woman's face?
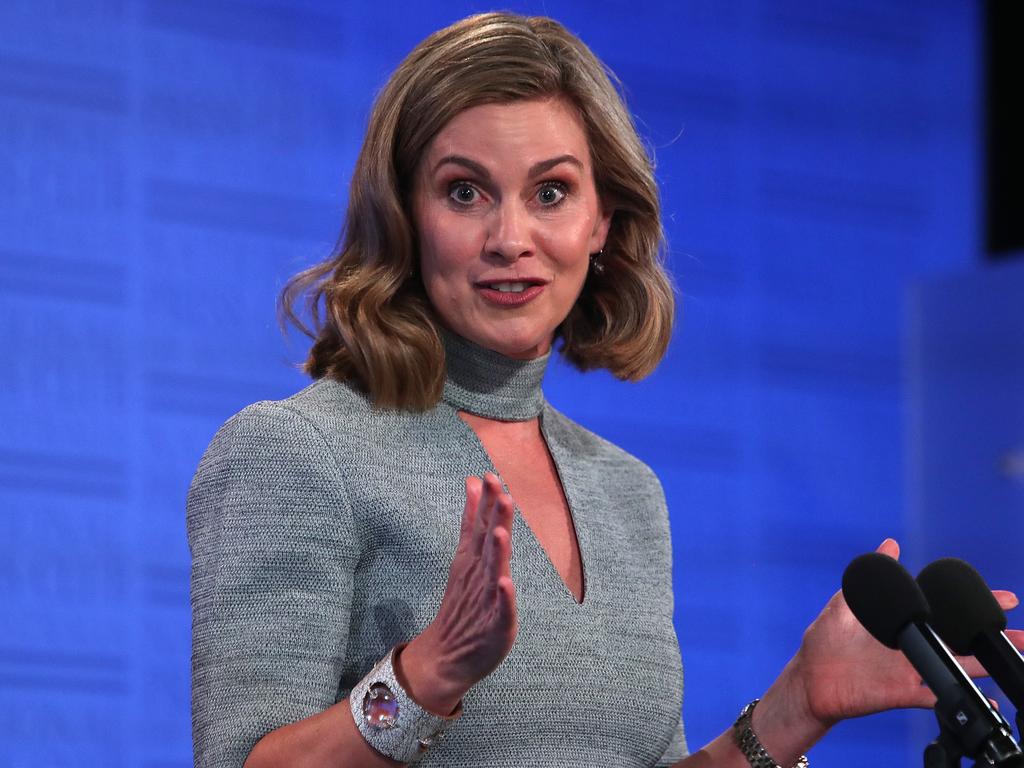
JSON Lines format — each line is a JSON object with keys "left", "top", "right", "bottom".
{"left": 411, "top": 97, "right": 611, "bottom": 359}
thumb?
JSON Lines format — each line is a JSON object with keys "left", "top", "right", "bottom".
{"left": 876, "top": 537, "right": 900, "bottom": 560}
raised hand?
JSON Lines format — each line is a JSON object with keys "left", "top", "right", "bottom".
{"left": 396, "top": 473, "right": 518, "bottom": 715}
{"left": 782, "top": 539, "right": 1023, "bottom": 728}
{"left": 736, "top": 539, "right": 1024, "bottom": 768}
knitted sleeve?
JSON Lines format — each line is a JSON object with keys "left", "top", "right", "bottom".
{"left": 186, "top": 400, "right": 359, "bottom": 767}
{"left": 647, "top": 464, "right": 689, "bottom": 766}
{"left": 654, "top": 715, "right": 689, "bottom": 766}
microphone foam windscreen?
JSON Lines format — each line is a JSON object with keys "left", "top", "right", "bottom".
{"left": 917, "top": 557, "right": 1007, "bottom": 655}
{"left": 842, "top": 552, "right": 930, "bottom": 649}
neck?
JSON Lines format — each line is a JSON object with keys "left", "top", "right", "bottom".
{"left": 440, "top": 329, "right": 549, "bottom": 422}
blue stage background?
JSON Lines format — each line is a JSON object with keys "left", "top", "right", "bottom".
{"left": 2, "top": 1, "right": 1016, "bottom": 766}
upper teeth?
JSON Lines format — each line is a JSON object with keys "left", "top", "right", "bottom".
{"left": 492, "top": 282, "right": 528, "bottom": 293}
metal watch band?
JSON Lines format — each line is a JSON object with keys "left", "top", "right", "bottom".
{"left": 349, "top": 644, "right": 463, "bottom": 763}
{"left": 732, "top": 699, "right": 810, "bottom": 768}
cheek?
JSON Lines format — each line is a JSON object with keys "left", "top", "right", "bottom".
{"left": 541, "top": 216, "right": 597, "bottom": 267}
{"left": 418, "top": 216, "right": 460, "bottom": 274}
{"left": 421, "top": 246, "right": 472, "bottom": 289}
{"left": 419, "top": 259, "right": 455, "bottom": 308}
{"left": 418, "top": 221, "right": 478, "bottom": 303}
{"left": 419, "top": 210, "right": 479, "bottom": 264}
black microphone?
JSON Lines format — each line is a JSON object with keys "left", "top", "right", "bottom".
{"left": 919, "top": 558, "right": 1024, "bottom": 712}
{"left": 842, "top": 552, "right": 1024, "bottom": 766}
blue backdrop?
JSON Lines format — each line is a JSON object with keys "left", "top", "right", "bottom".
{"left": 2, "top": 1, "right": 1015, "bottom": 766}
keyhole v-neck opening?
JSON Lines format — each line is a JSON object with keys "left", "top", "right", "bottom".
{"left": 456, "top": 410, "right": 588, "bottom": 606}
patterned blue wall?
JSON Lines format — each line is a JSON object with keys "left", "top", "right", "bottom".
{"left": 0, "top": 1, "right": 1000, "bottom": 766}
{"left": 907, "top": 260, "right": 1024, "bottom": 749}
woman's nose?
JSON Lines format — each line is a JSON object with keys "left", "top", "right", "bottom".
{"left": 484, "top": 201, "right": 533, "bottom": 263}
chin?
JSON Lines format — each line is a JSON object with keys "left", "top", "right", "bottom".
{"left": 477, "top": 330, "right": 552, "bottom": 360}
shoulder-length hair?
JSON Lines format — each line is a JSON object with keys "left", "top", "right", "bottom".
{"left": 281, "top": 12, "right": 674, "bottom": 410}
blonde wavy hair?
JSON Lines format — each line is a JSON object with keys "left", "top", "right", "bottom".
{"left": 281, "top": 12, "right": 674, "bottom": 410}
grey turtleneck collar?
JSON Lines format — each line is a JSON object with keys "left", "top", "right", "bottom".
{"left": 440, "top": 329, "right": 549, "bottom": 422}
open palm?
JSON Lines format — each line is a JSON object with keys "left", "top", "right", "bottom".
{"left": 796, "top": 538, "right": 1022, "bottom": 726}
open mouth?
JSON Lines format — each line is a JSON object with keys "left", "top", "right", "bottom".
{"left": 475, "top": 279, "right": 547, "bottom": 305}
{"left": 488, "top": 281, "right": 534, "bottom": 293}
{"left": 476, "top": 279, "right": 547, "bottom": 292}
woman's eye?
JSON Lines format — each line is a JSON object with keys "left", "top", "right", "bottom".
{"left": 448, "top": 183, "right": 479, "bottom": 205}
{"left": 537, "top": 183, "right": 567, "bottom": 206}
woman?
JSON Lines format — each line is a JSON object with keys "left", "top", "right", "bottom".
{"left": 187, "top": 12, "right": 1019, "bottom": 768}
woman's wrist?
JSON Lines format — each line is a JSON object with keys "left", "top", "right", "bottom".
{"left": 750, "top": 656, "right": 831, "bottom": 767}
{"left": 393, "top": 636, "right": 469, "bottom": 717}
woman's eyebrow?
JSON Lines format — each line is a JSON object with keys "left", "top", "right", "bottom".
{"left": 431, "top": 153, "right": 583, "bottom": 179}
{"left": 433, "top": 155, "right": 490, "bottom": 179}
{"left": 528, "top": 154, "right": 583, "bottom": 176}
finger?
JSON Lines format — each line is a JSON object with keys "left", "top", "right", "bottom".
{"left": 994, "top": 590, "right": 1020, "bottom": 611}
{"left": 908, "top": 688, "right": 938, "bottom": 710}
{"left": 493, "top": 575, "right": 518, "bottom": 634}
{"left": 493, "top": 489, "right": 515, "bottom": 543}
{"left": 460, "top": 476, "right": 483, "bottom": 541}
{"left": 471, "top": 473, "right": 499, "bottom": 551}
{"left": 875, "top": 537, "right": 900, "bottom": 560}
{"left": 955, "top": 650, "right": 1022, "bottom": 683}
{"left": 486, "top": 520, "right": 513, "bottom": 580}
{"left": 958, "top": 656, "right": 989, "bottom": 678}
{"left": 1007, "top": 629, "right": 1024, "bottom": 651}
{"left": 484, "top": 471, "right": 504, "bottom": 500}
{"left": 483, "top": 473, "right": 508, "bottom": 533}
{"left": 482, "top": 523, "right": 506, "bottom": 581}
{"left": 481, "top": 490, "right": 510, "bottom": 579}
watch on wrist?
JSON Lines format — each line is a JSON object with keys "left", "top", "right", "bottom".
{"left": 732, "top": 699, "right": 809, "bottom": 768}
{"left": 349, "top": 644, "right": 463, "bottom": 763}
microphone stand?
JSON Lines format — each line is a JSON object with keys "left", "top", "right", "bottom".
{"left": 926, "top": 709, "right": 1024, "bottom": 768}
{"left": 924, "top": 716, "right": 963, "bottom": 768}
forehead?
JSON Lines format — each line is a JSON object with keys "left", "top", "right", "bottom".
{"left": 423, "top": 97, "right": 592, "bottom": 169}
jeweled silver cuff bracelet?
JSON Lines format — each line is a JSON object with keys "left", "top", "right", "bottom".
{"left": 349, "top": 645, "right": 463, "bottom": 763}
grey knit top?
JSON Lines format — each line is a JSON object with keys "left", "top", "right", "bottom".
{"left": 187, "top": 333, "right": 687, "bottom": 767}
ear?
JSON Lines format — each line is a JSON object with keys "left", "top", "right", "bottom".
{"left": 589, "top": 206, "right": 613, "bottom": 254}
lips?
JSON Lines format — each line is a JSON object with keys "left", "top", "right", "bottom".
{"left": 483, "top": 281, "right": 533, "bottom": 293}
{"left": 474, "top": 277, "right": 548, "bottom": 292}
{"left": 475, "top": 278, "right": 547, "bottom": 307}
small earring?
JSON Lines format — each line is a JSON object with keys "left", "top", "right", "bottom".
{"left": 590, "top": 249, "right": 605, "bottom": 275}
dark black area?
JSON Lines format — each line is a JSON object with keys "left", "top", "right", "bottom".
{"left": 841, "top": 553, "right": 930, "bottom": 649}
{"left": 917, "top": 558, "right": 1006, "bottom": 654}
{"left": 986, "top": 0, "right": 1024, "bottom": 257}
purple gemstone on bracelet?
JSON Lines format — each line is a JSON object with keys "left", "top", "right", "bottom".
{"left": 362, "top": 682, "right": 399, "bottom": 730}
